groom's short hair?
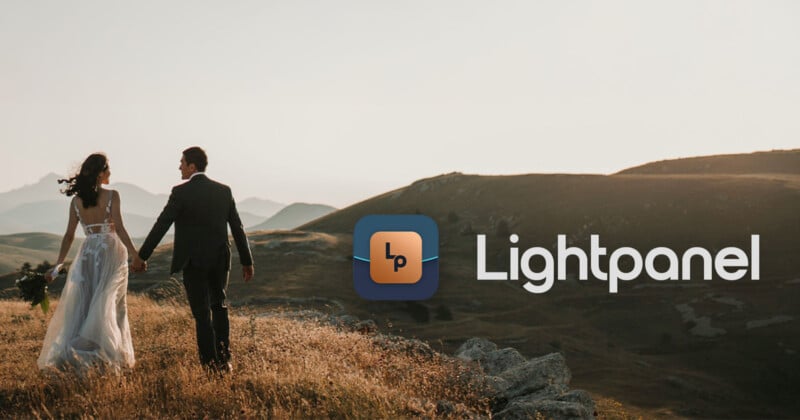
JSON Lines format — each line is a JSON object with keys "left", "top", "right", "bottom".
{"left": 183, "top": 147, "right": 208, "bottom": 172}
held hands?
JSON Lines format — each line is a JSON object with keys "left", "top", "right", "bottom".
{"left": 243, "top": 265, "right": 254, "bottom": 283}
{"left": 45, "top": 263, "right": 64, "bottom": 283}
{"left": 131, "top": 254, "right": 147, "bottom": 273}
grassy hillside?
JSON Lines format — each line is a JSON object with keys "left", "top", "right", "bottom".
{"left": 0, "top": 232, "right": 63, "bottom": 252}
{"left": 0, "top": 295, "right": 493, "bottom": 418}
{"left": 616, "top": 148, "right": 800, "bottom": 175}
{"left": 0, "top": 232, "right": 163, "bottom": 278}
{"left": 0, "top": 233, "right": 78, "bottom": 277}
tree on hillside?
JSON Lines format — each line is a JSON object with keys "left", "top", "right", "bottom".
{"left": 35, "top": 261, "right": 52, "bottom": 273}
{"left": 20, "top": 261, "right": 53, "bottom": 273}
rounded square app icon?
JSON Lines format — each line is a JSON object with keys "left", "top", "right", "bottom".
{"left": 369, "top": 231, "right": 422, "bottom": 284}
{"left": 353, "top": 214, "right": 439, "bottom": 301}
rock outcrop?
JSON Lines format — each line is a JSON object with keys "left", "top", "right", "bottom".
{"left": 456, "top": 337, "right": 596, "bottom": 419}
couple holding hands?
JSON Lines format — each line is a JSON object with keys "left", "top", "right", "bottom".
{"left": 38, "top": 146, "right": 254, "bottom": 375}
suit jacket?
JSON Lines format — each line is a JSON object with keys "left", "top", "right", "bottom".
{"left": 139, "top": 174, "right": 253, "bottom": 274}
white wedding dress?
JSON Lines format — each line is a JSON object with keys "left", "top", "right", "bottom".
{"left": 38, "top": 191, "right": 135, "bottom": 373}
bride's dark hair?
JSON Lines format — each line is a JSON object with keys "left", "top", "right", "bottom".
{"left": 59, "top": 153, "right": 108, "bottom": 208}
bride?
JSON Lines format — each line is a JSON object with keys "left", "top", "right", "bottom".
{"left": 37, "top": 153, "right": 141, "bottom": 373}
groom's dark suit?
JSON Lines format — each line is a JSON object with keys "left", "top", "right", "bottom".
{"left": 139, "top": 173, "right": 253, "bottom": 368}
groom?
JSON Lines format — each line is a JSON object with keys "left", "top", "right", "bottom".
{"left": 135, "top": 146, "right": 254, "bottom": 373}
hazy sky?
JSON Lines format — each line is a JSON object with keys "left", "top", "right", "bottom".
{"left": 2, "top": 1, "right": 798, "bottom": 208}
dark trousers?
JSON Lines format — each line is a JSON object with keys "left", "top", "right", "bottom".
{"left": 182, "top": 257, "right": 231, "bottom": 367}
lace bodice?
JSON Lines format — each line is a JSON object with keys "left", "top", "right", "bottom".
{"left": 75, "top": 191, "right": 115, "bottom": 236}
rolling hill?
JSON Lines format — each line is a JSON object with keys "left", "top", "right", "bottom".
{"left": 247, "top": 203, "right": 337, "bottom": 231}
{"left": 0, "top": 232, "right": 79, "bottom": 277}
{"left": 616, "top": 148, "right": 800, "bottom": 175}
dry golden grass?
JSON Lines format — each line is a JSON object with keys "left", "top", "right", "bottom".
{"left": 593, "top": 398, "right": 649, "bottom": 420}
{"left": 0, "top": 295, "right": 491, "bottom": 419}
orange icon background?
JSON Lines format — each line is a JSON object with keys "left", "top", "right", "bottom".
{"left": 369, "top": 231, "right": 422, "bottom": 284}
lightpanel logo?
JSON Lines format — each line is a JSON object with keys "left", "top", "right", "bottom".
{"left": 477, "top": 233, "right": 761, "bottom": 294}
{"left": 353, "top": 215, "right": 439, "bottom": 300}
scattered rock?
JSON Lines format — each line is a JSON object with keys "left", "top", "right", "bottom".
{"left": 706, "top": 294, "right": 745, "bottom": 310}
{"left": 144, "top": 276, "right": 185, "bottom": 301}
{"left": 373, "top": 334, "right": 437, "bottom": 359}
{"left": 484, "top": 375, "right": 511, "bottom": 397}
{"left": 746, "top": 316, "right": 794, "bottom": 330}
{"left": 335, "top": 314, "right": 360, "bottom": 330}
{"left": 557, "top": 390, "right": 596, "bottom": 415}
{"left": 499, "top": 353, "right": 571, "bottom": 399}
{"left": 675, "top": 303, "right": 726, "bottom": 337}
{"left": 495, "top": 399, "right": 592, "bottom": 420}
{"left": 456, "top": 337, "right": 498, "bottom": 362}
{"left": 688, "top": 317, "right": 727, "bottom": 337}
{"left": 481, "top": 347, "right": 526, "bottom": 376}
{"left": 455, "top": 337, "right": 595, "bottom": 418}
{"left": 354, "top": 319, "right": 378, "bottom": 335}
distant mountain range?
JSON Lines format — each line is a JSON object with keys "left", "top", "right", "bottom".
{"left": 248, "top": 203, "right": 337, "bottom": 231}
{"left": 0, "top": 173, "right": 335, "bottom": 237}
{"left": 237, "top": 197, "right": 285, "bottom": 220}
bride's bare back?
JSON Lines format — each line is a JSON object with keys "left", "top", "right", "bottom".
{"left": 74, "top": 189, "right": 115, "bottom": 233}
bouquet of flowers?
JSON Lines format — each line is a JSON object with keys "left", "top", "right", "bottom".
{"left": 15, "top": 264, "right": 64, "bottom": 314}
